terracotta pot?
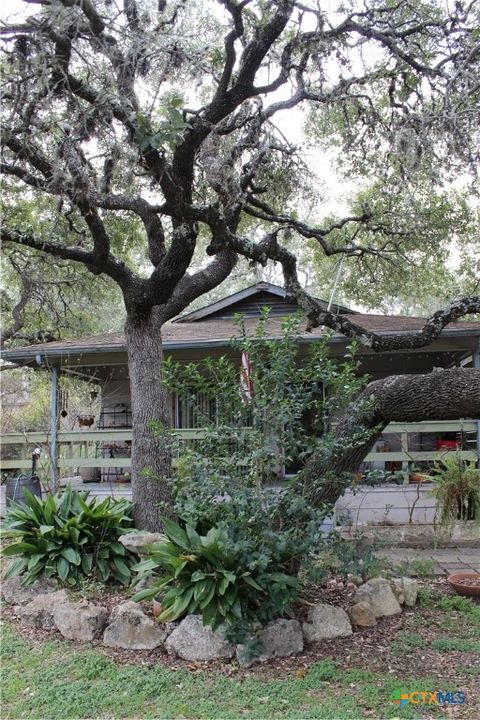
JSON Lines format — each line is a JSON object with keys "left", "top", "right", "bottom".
{"left": 409, "top": 472, "right": 430, "bottom": 484}
{"left": 447, "top": 572, "right": 480, "bottom": 598}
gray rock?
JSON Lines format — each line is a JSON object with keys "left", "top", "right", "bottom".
{"left": 1, "top": 574, "right": 57, "bottom": 605}
{"left": 302, "top": 603, "right": 353, "bottom": 643}
{"left": 118, "top": 532, "right": 166, "bottom": 556}
{"left": 401, "top": 577, "right": 418, "bottom": 607}
{"left": 237, "top": 619, "right": 303, "bottom": 667}
{"left": 165, "top": 615, "right": 235, "bottom": 662}
{"left": 16, "top": 590, "right": 68, "bottom": 630}
{"left": 134, "top": 575, "right": 158, "bottom": 592}
{"left": 164, "top": 621, "right": 179, "bottom": 637}
{"left": 348, "top": 601, "right": 377, "bottom": 628}
{"left": 390, "top": 578, "right": 405, "bottom": 605}
{"left": 53, "top": 600, "right": 109, "bottom": 641}
{"left": 354, "top": 577, "right": 402, "bottom": 617}
{"left": 103, "top": 601, "right": 166, "bottom": 649}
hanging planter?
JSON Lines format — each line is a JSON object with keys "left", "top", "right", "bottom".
{"left": 78, "top": 413, "right": 95, "bottom": 427}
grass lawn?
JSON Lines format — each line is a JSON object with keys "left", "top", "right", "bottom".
{"left": 1, "top": 588, "right": 479, "bottom": 720}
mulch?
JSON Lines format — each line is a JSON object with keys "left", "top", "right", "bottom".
{"left": 3, "top": 575, "right": 478, "bottom": 685}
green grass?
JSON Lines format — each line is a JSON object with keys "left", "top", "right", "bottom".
{"left": 391, "top": 632, "right": 425, "bottom": 655}
{"left": 431, "top": 637, "right": 480, "bottom": 653}
{"left": 0, "top": 621, "right": 459, "bottom": 720}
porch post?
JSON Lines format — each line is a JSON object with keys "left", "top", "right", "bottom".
{"left": 49, "top": 365, "right": 59, "bottom": 489}
{"left": 473, "top": 343, "right": 480, "bottom": 468}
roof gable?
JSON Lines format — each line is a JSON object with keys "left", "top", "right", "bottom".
{"left": 174, "top": 282, "right": 355, "bottom": 323}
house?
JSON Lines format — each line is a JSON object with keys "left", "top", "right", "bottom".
{"left": 1, "top": 282, "right": 479, "bottom": 526}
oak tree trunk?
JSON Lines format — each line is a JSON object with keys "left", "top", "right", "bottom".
{"left": 302, "top": 368, "right": 480, "bottom": 509}
{"left": 125, "top": 309, "right": 174, "bottom": 531}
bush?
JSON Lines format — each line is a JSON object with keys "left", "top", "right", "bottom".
{"left": 430, "top": 454, "right": 480, "bottom": 524}
{"left": 133, "top": 517, "right": 298, "bottom": 639}
{"left": 140, "top": 313, "right": 369, "bottom": 641}
{"left": 1, "top": 487, "right": 136, "bottom": 586}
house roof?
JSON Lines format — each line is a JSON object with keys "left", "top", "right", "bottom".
{"left": 174, "top": 282, "right": 355, "bottom": 322}
{"left": 2, "top": 312, "right": 480, "bottom": 364}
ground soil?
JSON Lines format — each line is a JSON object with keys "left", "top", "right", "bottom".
{"left": 2, "top": 576, "right": 479, "bottom": 687}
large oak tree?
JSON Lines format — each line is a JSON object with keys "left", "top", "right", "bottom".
{"left": 1, "top": 0, "right": 479, "bottom": 530}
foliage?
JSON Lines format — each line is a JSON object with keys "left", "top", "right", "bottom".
{"left": 1, "top": 487, "right": 136, "bottom": 586}
{"left": 430, "top": 454, "right": 480, "bottom": 525}
{"left": 132, "top": 518, "right": 298, "bottom": 639}
{"left": 137, "top": 316, "right": 373, "bottom": 638}
{"left": 164, "top": 310, "right": 366, "bottom": 488}
{"left": 308, "top": 534, "right": 386, "bottom": 584}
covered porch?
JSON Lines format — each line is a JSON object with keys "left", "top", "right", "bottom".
{"left": 1, "top": 298, "right": 479, "bottom": 525}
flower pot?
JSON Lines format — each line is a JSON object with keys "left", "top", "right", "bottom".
{"left": 409, "top": 472, "right": 430, "bottom": 484}
{"left": 447, "top": 572, "right": 480, "bottom": 598}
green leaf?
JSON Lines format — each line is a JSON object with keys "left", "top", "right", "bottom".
{"left": 56, "top": 556, "right": 70, "bottom": 581}
{"left": 3, "top": 557, "right": 28, "bottom": 580}
{"left": 97, "top": 558, "right": 110, "bottom": 582}
{"left": 185, "top": 524, "right": 202, "bottom": 551}
{"left": 68, "top": 526, "right": 80, "bottom": 544}
{"left": 81, "top": 553, "right": 93, "bottom": 575}
{"left": 109, "top": 542, "right": 125, "bottom": 556}
{"left": 2, "top": 542, "right": 39, "bottom": 557}
{"left": 218, "top": 573, "right": 233, "bottom": 596}
{"left": 39, "top": 525, "right": 55, "bottom": 535}
{"left": 269, "top": 572, "right": 298, "bottom": 588}
{"left": 161, "top": 518, "right": 190, "bottom": 550}
{"left": 61, "top": 547, "right": 81, "bottom": 565}
{"left": 199, "top": 580, "right": 216, "bottom": 610}
{"left": 113, "top": 557, "right": 131, "bottom": 577}
{"left": 27, "top": 553, "right": 46, "bottom": 571}
{"left": 202, "top": 603, "right": 220, "bottom": 628}
{"left": 242, "top": 574, "right": 264, "bottom": 592}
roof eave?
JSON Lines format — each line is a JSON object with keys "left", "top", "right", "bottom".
{"left": 2, "top": 326, "right": 480, "bottom": 366}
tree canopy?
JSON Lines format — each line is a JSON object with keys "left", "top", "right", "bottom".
{"left": 2, "top": 0, "right": 479, "bottom": 339}
{"left": 2, "top": 0, "right": 480, "bottom": 530}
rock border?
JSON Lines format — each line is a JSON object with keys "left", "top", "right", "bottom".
{"left": 1, "top": 575, "right": 417, "bottom": 664}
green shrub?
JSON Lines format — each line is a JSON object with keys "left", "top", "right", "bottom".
{"left": 132, "top": 517, "right": 298, "bottom": 637}
{"left": 1, "top": 487, "right": 136, "bottom": 586}
{"left": 430, "top": 455, "right": 480, "bottom": 524}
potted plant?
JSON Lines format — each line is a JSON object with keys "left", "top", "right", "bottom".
{"left": 447, "top": 572, "right": 480, "bottom": 598}
{"left": 430, "top": 454, "right": 480, "bottom": 525}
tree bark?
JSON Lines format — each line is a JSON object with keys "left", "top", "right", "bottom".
{"left": 301, "top": 368, "right": 480, "bottom": 508}
{"left": 125, "top": 308, "right": 174, "bottom": 531}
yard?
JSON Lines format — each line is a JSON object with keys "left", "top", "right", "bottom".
{"left": 2, "top": 579, "right": 479, "bottom": 720}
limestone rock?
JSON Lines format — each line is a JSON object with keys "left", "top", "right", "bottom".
{"left": 302, "top": 603, "right": 352, "bottom": 643}
{"left": 103, "top": 601, "right": 166, "bottom": 649}
{"left": 16, "top": 590, "right": 68, "bottom": 630}
{"left": 348, "top": 601, "right": 377, "bottom": 628}
{"left": 401, "top": 577, "right": 418, "bottom": 607}
{"left": 1, "top": 574, "right": 57, "bottom": 605}
{"left": 165, "top": 615, "right": 235, "bottom": 662}
{"left": 390, "top": 578, "right": 405, "bottom": 605}
{"left": 237, "top": 619, "right": 303, "bottom": 667}
{"left": 354, "top": 577, "right": 402, "bottom": 617}
{"left": 53, "top": 600, "right": 109, "bottom": 641}
{"left": 118, "top": 532, "right": 166, "bottom": 556}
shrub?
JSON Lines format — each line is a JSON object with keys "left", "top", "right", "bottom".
{"left": 132, "top": 517, "right": 298, "bottom": 638}
{"left": 1, "top": 487, "right": 136, "bottom": 586}
{"left": 430, "top": 455, "right": 480, "bottom": 524}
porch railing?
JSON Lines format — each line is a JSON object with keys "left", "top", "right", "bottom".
{"left": 1, "top": 420, "right": 478, "bottom": 476}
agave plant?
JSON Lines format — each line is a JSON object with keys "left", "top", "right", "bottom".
{"left": 132, "top": 518, "right": 298, "bottom": 630}
{"left": 1, "top": 487, "right": 136, "bottom": 586}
